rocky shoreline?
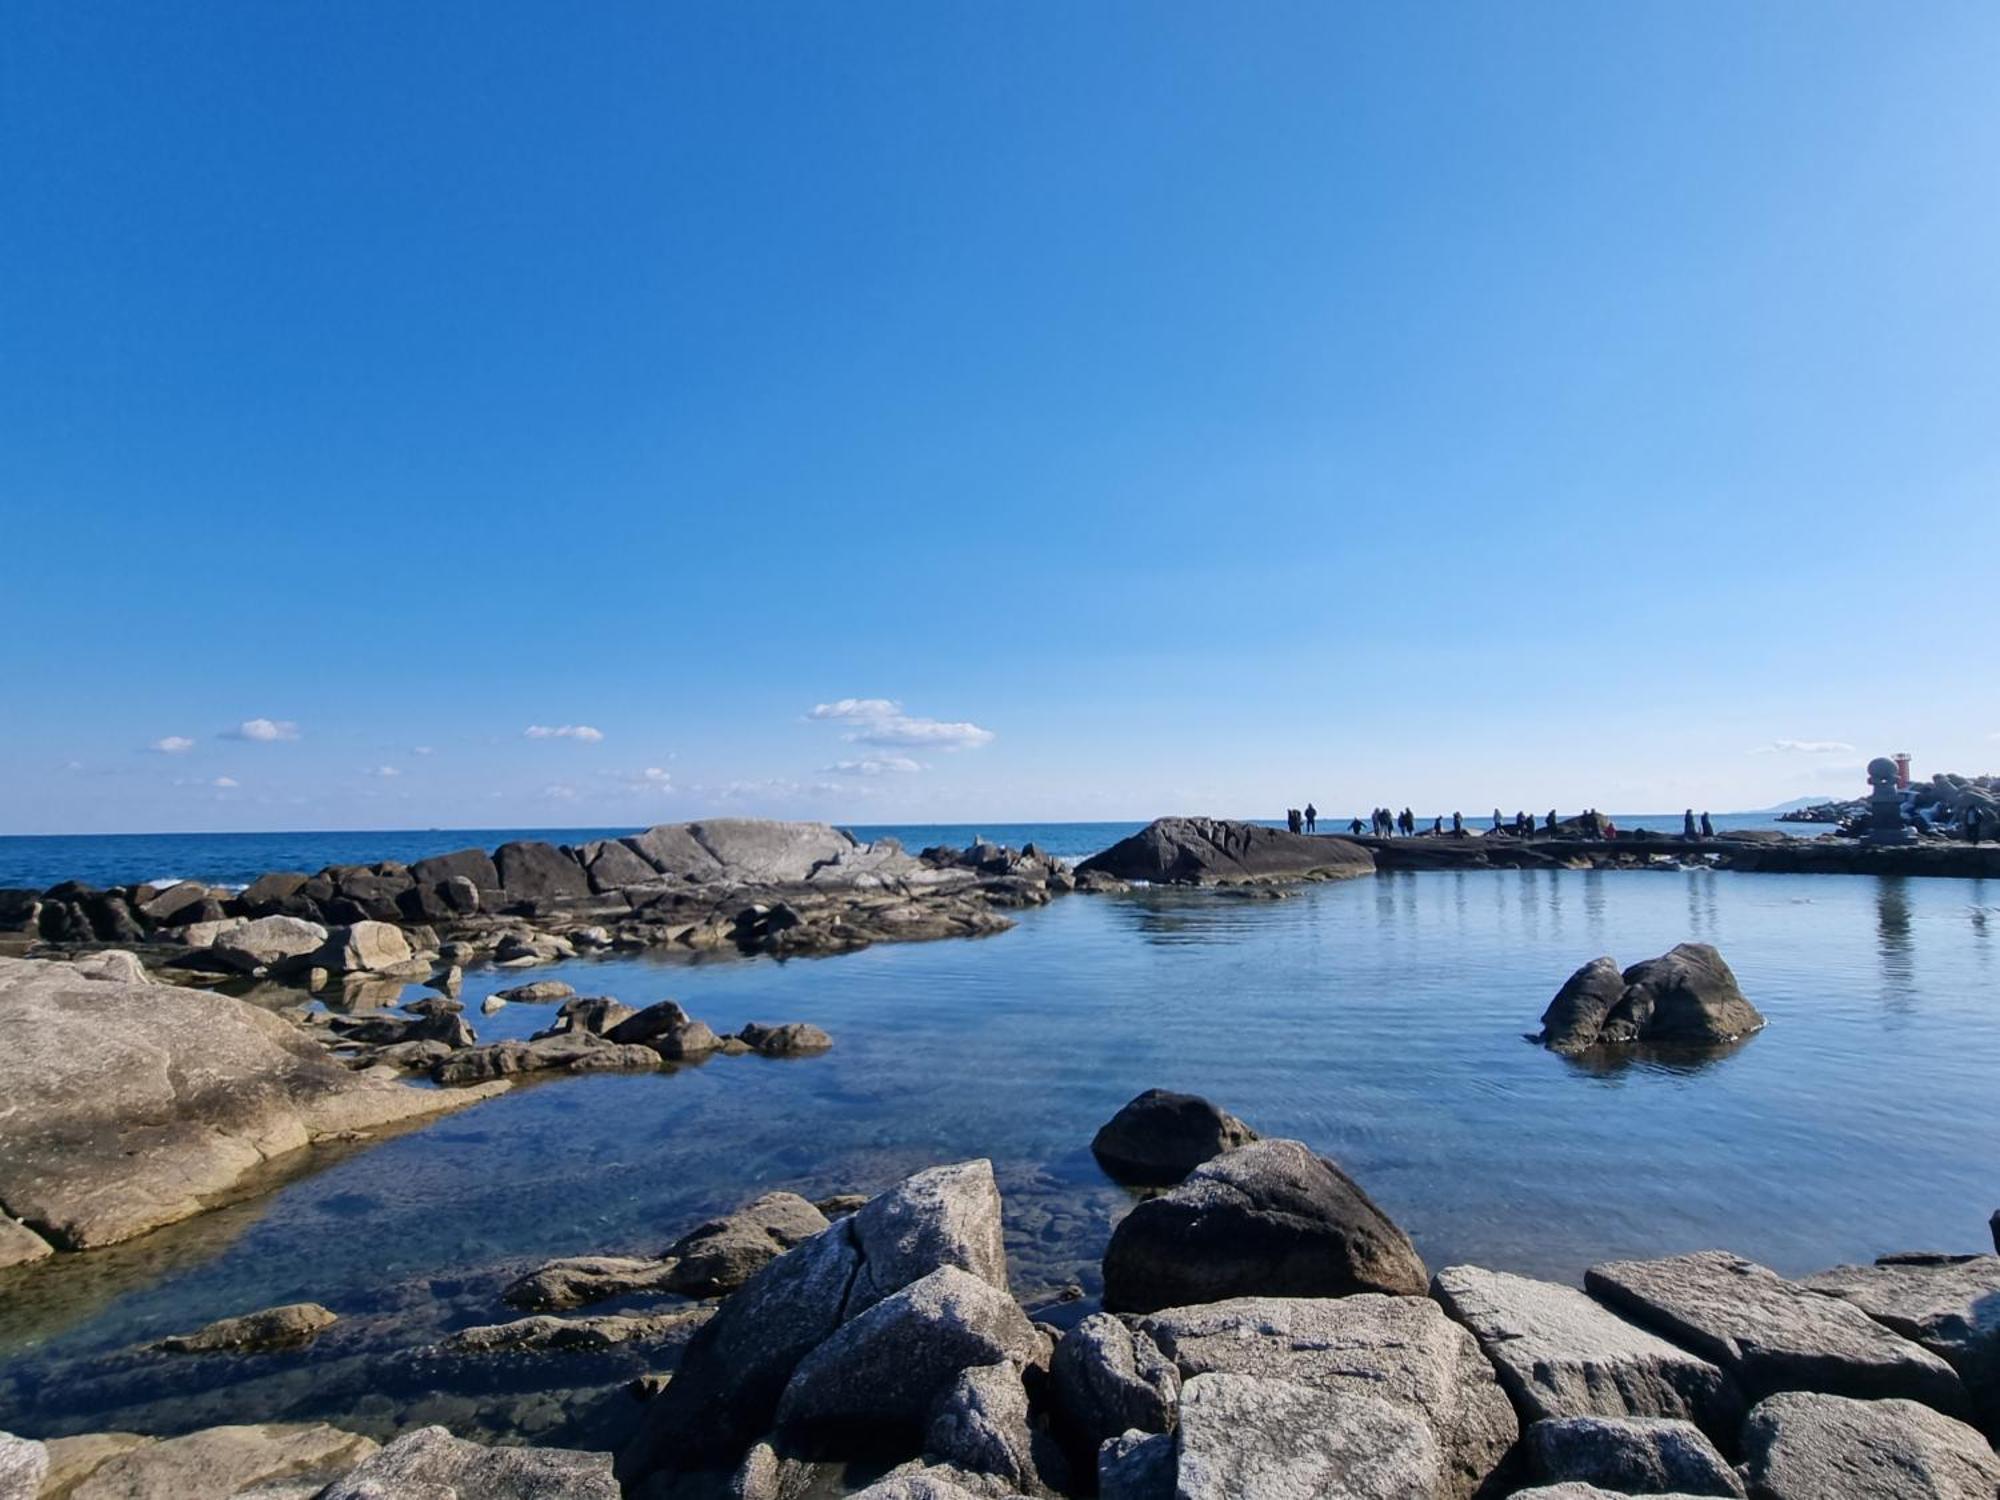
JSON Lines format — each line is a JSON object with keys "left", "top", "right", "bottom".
{"left": 4, "top": 1097, "right": 1996, "bottom": 1498}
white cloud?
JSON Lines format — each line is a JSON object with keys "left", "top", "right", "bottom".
{"left": 213, "top": 776, "right": 239, "bottom": 788}
{"left": 412, "top": 745, "right": 435, "bottom": 756}
{"left": 620, "top": 766, "right": 673, "bottom": 788}
{"left": 542, "top": 782, "right": 579, "bottom": 801}
{"left": 150, "top": 735, "right": 195, "bottom": 754}
{"left": 825, "top": 756, "right": 925, "bottom": 776}
{"left": 224, "top": 718, "right": 300, "bottom": 742}
{"left": 808, "top": 698, "right": 995, "bottom": 752}
{"left": 1752, "top": 739, "right": 1855, "bottom": 755}
{"left": 368, "top": 765, "right": 401, "bottom": 779}
{"left": 525, "top": 724, "right": 604, "bottom": 743}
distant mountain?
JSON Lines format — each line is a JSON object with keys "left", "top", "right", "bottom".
{"left": 1743, "top": 795, "right": 1851, "bottom": 814}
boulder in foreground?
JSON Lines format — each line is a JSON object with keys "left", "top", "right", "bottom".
{"left": 1740, "top": 1390, "right": 2000, "bottom": 1500}
{"left": 1077, "top": 817, "right": 1374, "bottom": 884}
{"left": 1101, "top": 1137, "right": 1427, "bottom": 1312}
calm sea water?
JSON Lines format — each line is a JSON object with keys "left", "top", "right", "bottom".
{"left": 7, "top": 827, "right": 1965, "bottom": 1455}
{"left": 0, "top": 814, "right": 1795, "bottom": 889}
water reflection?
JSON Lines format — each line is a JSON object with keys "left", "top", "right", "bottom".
{"left": 1876, "top": 877, "right": 1916, "bottom": 1013}
{"left": 1554, "top": 1032, "right": 1758, "bottom": 1079}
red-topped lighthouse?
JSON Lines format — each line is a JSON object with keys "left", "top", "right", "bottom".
{"left": 1894, "top": 752, "right": 1911, "bottom": 790}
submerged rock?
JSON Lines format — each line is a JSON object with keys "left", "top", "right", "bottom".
{"left": 735, "top": 1021, "right": 833, "bottom": 1056}
{"left": 1089, "top": 1088, "right": 1257, "bottom": 1185}
{"left": 1077, "top": 817, "right": 1374, "bottom": 885}
{"left": 503, "top": 1254, "right": 682, "bottom": 1311}
{"left": 151, "top": 1302, "right": 339, "bottom": 1354}
{"left": 1101, "top": 1138, "right": 1426, "bottom": 1312}
{"left": 1585, "top": 1249, "right": 1968, "bottom": 1414}
{"left": 442, "top": 1307, "right": 710, "bottom": 1354}
{"left": 494, "top": 979, "right": 577, "bottom": 1005}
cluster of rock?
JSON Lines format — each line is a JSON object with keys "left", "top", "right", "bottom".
{"left": 8, "top": 1090, "right": 2000, "bottom": 1497}
{"left": 1778, "top": 772, "right": 2000, "bottom": 838}
{"left": 1076, "top": 817, "right": 1374, "bottom": 885}
{"left": 0, "top": 820, "right": 1096, "bottom": 972}
{"left": 0, "top": 955, "right": 508, "bottom": 1261}
{"left": 1535, "top": 945, "right": 1767, "bottom": 1055}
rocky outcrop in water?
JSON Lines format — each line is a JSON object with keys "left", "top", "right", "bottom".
{"left": 1076, "top": 817, "right": 1374, "bottom": 884}
{"left": 0, "top": 955, "right": 508, "bottom": 1254}
{"left": 1089, "top": 1088, "right": 1257, "bottom": 1185}
{"left": 1536, "top": 944, "right": 1766, "bottom": 1053}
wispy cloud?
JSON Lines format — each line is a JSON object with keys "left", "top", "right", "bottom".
{"left": 367, "top": 765, "right": 401, "bottom": 779}
{"left": 808, "top": 698, "right": 995, "bottom": 752}
{"left": 525, "top": 724, "right": 604, "bottom": 743}
{"left": 213, "top": 776, "right": 239, "bottom": 788}
{"left": 411, "top": 745, "right": 435, "bottom": 756}
{"left": 1752, "top": 739, "right": 1854, "bottom": 755}
{"left": 824, "top": 756, "right": 924, "bottom": 776}
{"left": 149, "top": 736, "right": 195, "bottom": 754}
{"left": 618, "top": 766, "right": 673, "bottom": 789}
{"left": 223, "top": 718, "right": 300, "bottom": 742}
{"left": 541, "top": 782, "right": 579, "bottom": 801}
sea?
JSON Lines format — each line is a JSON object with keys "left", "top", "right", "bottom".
{"left": 6, "top": 811, "right": 1991, "bottom": 1457}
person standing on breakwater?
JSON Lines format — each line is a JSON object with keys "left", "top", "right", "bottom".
{"left": 1402, "top": 808, "right": 1416, "bottom": 836}
{"left": 1350, "top": 816, "right": 1365, "bottom": 836}
{"left": 1546, "top": 809, "right": 1558, "bottom": 831}
{"left": 1452, "top": 811, "right": 1465, "bottom": 836}
{"left": 1700, "top": 811, "right": 1714, "bottom": 839}
{"left": 1304, "top": 803, "right": 1317, "bottom": 833}
{"left": 1492, "top": 808, "right": 1502, "bottom": 831}
{"left": 1684, "top": 809, "right": 1698, "bottom": 839}
{"left": 1515, "top": 811, "right": 1530, "bottom": 835}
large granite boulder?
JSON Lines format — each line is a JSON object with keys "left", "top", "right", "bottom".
{"left": 575, "top": 837, "right": 659, "bottom": 894}
{"left": 0, "top": 956, "right": 506, "bottom": 1248}
{"left": 1090, "top": 1088, "right": 1257, "bottom": 1185}
{"left": 209, "top": 914, "right": 328, "bottom": 973}
{"left": 1739, "top": 1391, "right": 2000, "bottom": 1499}
{"left": 1539, "top": 946, "right": 1765, "bottom": 1051}
{"left": 664, "top": 1191, "right": 832, "bottom": 1296}
{"left": 846, "top": 1159, "right": 1009, "bottom": 1315}
{"left": 317, "top": 919, "right": 412, "bottom": 974}
{"left": 1050, "top": 1313, "right": 1180, "bottom": 1455}
{"left": 1172, "top": 1370, "right": 1444, "bottom": 1499}
{"left": 60, "top": 1422, "right": 376, "bottom": 1499}
{"left": 494, "top": 840, "right": 590, "bottom": 900}
{"left": 1429, "top": 1266, "right": 1744, "bottom": 1440}
{"left": 1585, "top": 1250, "right": 1967, "bottom": 1414}
{"left": 1523, "top": 1415, "right": 1744, "bottom": 1496}
{"left": 1077, "top": 817, "right": 1374, "bottom": 884}
{"left": 408, "top": 847, "right": 501, "bottom": 894}
{"left": 924, "top": 1360, "right": 1046, "bottom": 1492}
{"left": 1102, "top": 1138, "right": 1426, "bottom": 1312}
{"left": 1800, "top": 1252, "right": 2000, "bottom": 1425}
{"left": 1140, "top": 1294, "right": 1518, "bottom": 1500}
{"left": 318, "top": 1425, "right": 618, "bottom": 1498}
{"left": 775, "top": 1265, "right": 1040, "bottom": 1453}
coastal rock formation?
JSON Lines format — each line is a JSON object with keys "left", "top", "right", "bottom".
{"left": 736, "top": 1020, "right": 834, "bottom": 1056}
{"left": 1585, "top": 1249, "right": 1969, "bottom": 1414}
{"left": 1100, "top": 1138, "right": 1427, "bottom": 1312}
{"left": 1172, "top": 1370, "right": 1444, "bottom": 1500}
{"left": 1537, "top": 944, "right": 1766, "bottom": 1053}
{"left": 502, "top": 1254, "right": 683, "bottom": 1311}
{"left": 1429, "top": 1266, "right": 1745, "bottom": 1439}
{"left": 1138, "top": 1294, "right": 1519, "bottom": 1500}
{"left": 150, "top": 1301, "right": 338, "bottom": 1354}
{"left": 1090, "top": 1088, "right": 1257, "bottom": 1184}
{"left": 1049, "top": 1313, "right": 1181, "bottom": 1455}
{"left": 1077, "top": 817, "right": 1374, "bottom": 885}
{"left": 1739, "top": 1391, "right": 2000, "bottom": 1499}
{"left": 56, "top": 1422, "right": 378, "bottom": 1499}
{"left": 1523, "top": 1415, "right": 1744, "bottom": 1496}
{"left": 0, "top": 1432, "right": 47, "bottom": 1499}
{"left": 318, "top": 1424, "right": 618, "bottom": 1499}
{"left": 0, "top": 955, "right": 507, "bottom": 1250}
{"left": 660, "top": 1192, "right": 831, "bottom": 1297}
{"left": 1800, "top": 1252, "right": 2000, "bottom": 1425}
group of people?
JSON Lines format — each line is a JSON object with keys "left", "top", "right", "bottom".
{"left": 1284, "top": 804, "right": 1320, "bottom": 833}
{"left": 1283, "top": 805, "right": 1726, "bottom": 842}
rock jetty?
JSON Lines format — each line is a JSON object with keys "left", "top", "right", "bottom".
{"left": 1077, "top": 816, "right": 1374, "bottom": 884}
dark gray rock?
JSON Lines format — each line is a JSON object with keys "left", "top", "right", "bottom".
{"left": 503, "top": 1255, "right": 681, "bottom": 1311}
{"left": 1430, "top": 1265, "right": 1744, "bottom": 1440}
{"left": 606, "top": 998, "right": 719, "bottom": 1057}
{"left": 1538, "top": 958, "right": 1630, "bottom": 1053}
{"left": 318, "top": 1424, "right": 618, "bottom": 1498}
{"left": 1173, "top": 1370, "right": 1444, "bottom": 1499}
{"left": 1525, "top": 1415, "right": 1744, "bottom": 1496}
{"left": 1141, "top": 1293, "right": 1517, "bottom": 1500}
{"left": 494, "top": 840, "right": 591, "bottom": 900}
{"left": 577, "top": 838, "right": 660, "bottom": 893}
{"left": 538, "top": 996, "right": 637, "bottom": 1038}
{"left": 329, "top": 1010, "right": 475, "bottom": 1048}
{"left": 1098, "top": 1429, "right": 1174, "bottom": 1500}
{"left": 1077, "top": 817, "right": 1374, "bottom": 885}
{"left": 409, "top": 847, "right": 501, "bottom": 893}
{"left": 431, "top": 1032, "right": 659, "bottom": 1085}
{"left": 1090, "top": 1088, "right": 1257, "bottom": 1185}
{"left": 238, "top": 871, "right": 310, "bottom": 910}
{"left": 774, "top": 1265, "right": 1039, "bottom": 1454}
{"left": 1586, "top": 1250, "right": 1968, "bottom": 1414}
{"left": 138, "top": 880, "right": 210, "bottom": 925}
{"left": 664, "top": 1193, "right": 832, "bottom": 1297}
{"left": 1739, "top": 1390, "right": 2000, "bottom": 1499}
{"left": 1051, "top": 1313, "right": 1180, "bottom": 1456}
{"left": 924, "top": 1360, "right": 1041, "bottom": 1490}
{"left": 620, "top": 1220, "right": 863, "bottom": 1473}
{"left": 495, "top": 979, "right": 577, "bottom": 1004}
{"left": 1102, "top": 1138, "right": 1426, "bottom": 1313}
{"left": 1540, "top": 946, "right": 1765, "bottom": 1051}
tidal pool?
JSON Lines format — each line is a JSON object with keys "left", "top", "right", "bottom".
{"left": 3, "top": 866, "right": 1996, "bottom": 1447}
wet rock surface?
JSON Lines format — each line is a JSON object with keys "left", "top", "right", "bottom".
{"left": 1088, "top": 1089, "right": 1256, "bottom": 1186}
{"left": 150, "top": 1303, "right": 339, "bottom": 1355}
{"left": 1538, "top": 945, "right": 1766, "bottom": 1053}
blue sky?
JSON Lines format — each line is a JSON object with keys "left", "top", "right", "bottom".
{"left": 3, "top": 3, "right": 1997, "bottom": 833}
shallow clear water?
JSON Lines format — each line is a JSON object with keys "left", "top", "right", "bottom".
{"left": 4, "top": 864, "right": 1994, "bottom": 1446}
